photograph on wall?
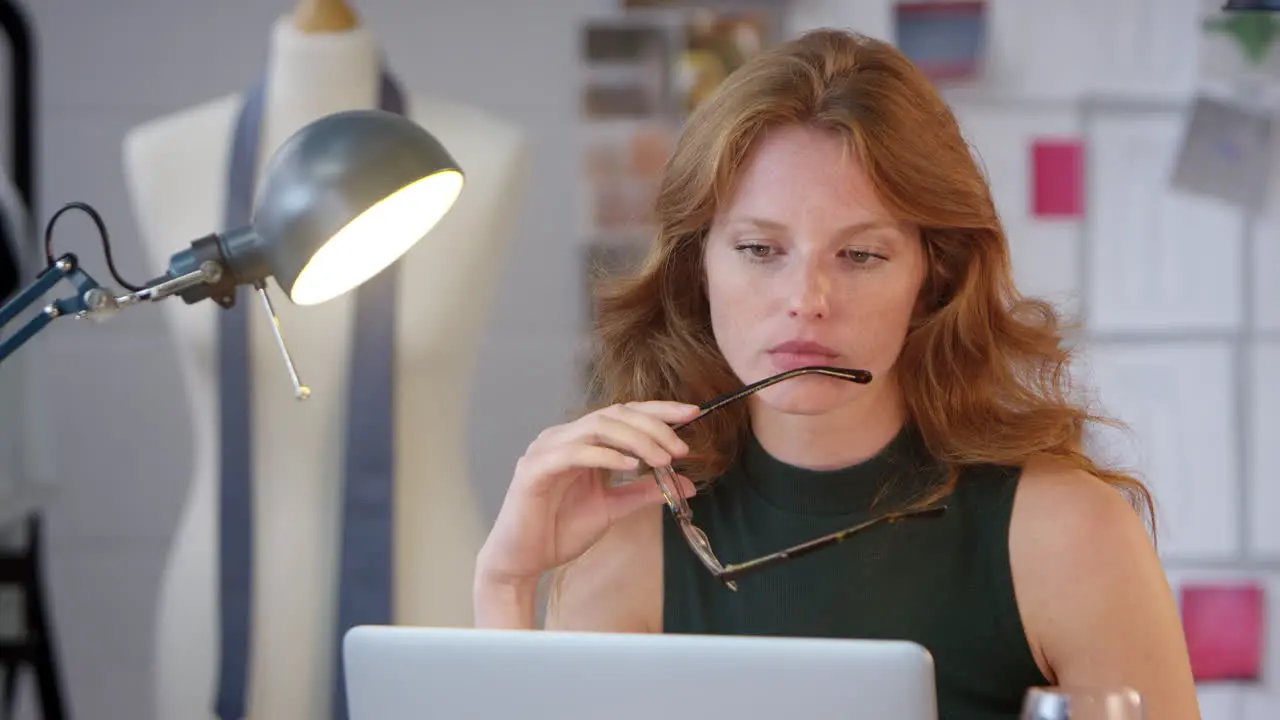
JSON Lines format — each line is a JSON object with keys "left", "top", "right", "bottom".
{"left": 579, "top": 19, "right": 676, "bottom": 241}
{"left": 577, "top": 3, "right": 783, "bottom": 358}
{"left": 581, "top": 121, "right": 676, "bottom": 236}
{"left": 581, "top": 22, "right": 672, "bottom": 120}
{"left": 674, "top": 8, "right": 770, "bottom": 116}
{"left": 893, "top": 1, "right": 987, "bottom": 83}
{"left": 610, "top": 1, "right": 784, "bottom": 119}
{"left": 1170, "top": 94, "right": 1274, "bottom": 213}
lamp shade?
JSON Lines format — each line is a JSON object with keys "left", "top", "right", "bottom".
{"left": 1223, "top": 0, "right": 1280, "bottom": 9}
{"left": 253, "top": 108, "right": 464, "bottom": 305}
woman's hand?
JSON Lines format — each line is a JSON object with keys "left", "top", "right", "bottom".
{"left": 475, "top": 401, "right": 699, "bottom": 595}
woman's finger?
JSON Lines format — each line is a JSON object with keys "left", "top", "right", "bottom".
{"left": 603, "top": 471, "right": 670, "bottom": 519}
{"left": 603, "top": 403, "right": 694, "bottom": 458}
{"left": 518, "top": 443, "right": 639, "bottom": 494}
{"left": 619, "top": 400, "right": 701, "bottom": 423}
{"left": 669, "top": 472, "right": 697, "bottom": 498}
{"left": 603, "top": 470, "right": 698, "bottom": 519}
{"left": 561, "top": 413, "right": 674, "bottom": 469}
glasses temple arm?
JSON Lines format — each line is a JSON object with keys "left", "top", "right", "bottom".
{"left": 673, "top": 367, "right": 874, "bottom": 431}
{"left": 717, "top": 505, "right": 947, "bottom": 583}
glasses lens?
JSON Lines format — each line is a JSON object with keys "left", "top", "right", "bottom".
{"left": 652, "top": 465, "right": 690, "bottom": 516}
{"left": 648, "top": 453, "right": 737, "bottom": 588}
{"left": 682, "top": 521, "right": 723, "bottom": 573}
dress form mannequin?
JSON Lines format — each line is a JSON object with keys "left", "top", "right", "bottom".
{"left": 122, "top": 4, "right": 528, "bottom": 718}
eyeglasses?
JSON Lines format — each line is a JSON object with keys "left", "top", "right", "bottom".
{"left": 651, "top": 365, "right": 948, "bottom": 591}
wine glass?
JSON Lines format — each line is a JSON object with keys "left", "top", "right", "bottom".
{"left": 1020, "top": 686, "right": 1145, "bottom": 720}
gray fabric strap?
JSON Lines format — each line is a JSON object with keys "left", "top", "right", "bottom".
{"left": 215, "top": 70, "right": 406, "bottom": 720}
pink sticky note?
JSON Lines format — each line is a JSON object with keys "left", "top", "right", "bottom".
{"left": 1180, "top": 583, "right": 1265, "bottom": 682}
{"left": 1031, "top": 139, "right": 1084, "bottom": 218}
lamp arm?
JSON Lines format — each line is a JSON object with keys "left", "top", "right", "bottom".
{"left": 0, "top": 250, "right": 222, "bottom": 364}
{"left": 0, "top": 253, "right": 87, "bottom": 363}
{"left": 0, "top": 200, "right": 309, "bottom": 400}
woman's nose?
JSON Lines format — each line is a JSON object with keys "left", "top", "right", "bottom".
{"left": 785, "top": 260, "right": 831, "bottom": 320}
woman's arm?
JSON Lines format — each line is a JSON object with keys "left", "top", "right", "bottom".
{"left": 472, "top": 569, "right": 541, "bottom": 629}
{"left": 1009, "top": 458, "right": 1201, "bottom": 719}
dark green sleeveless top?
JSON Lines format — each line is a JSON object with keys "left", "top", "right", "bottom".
{"left": 662, "top": 423, "right": 1049, "bottom": 720}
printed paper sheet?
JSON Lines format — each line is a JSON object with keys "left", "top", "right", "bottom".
{"left": 1086, "top": 113, "right": 1245, "bottom": 332}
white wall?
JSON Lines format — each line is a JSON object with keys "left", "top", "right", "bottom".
{"left": 3, "top": 0, "right": 1275, "bottom": 718}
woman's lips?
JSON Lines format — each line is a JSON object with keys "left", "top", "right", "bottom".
{"left": 767, "top": 340, "right": 840, "bottom": 371}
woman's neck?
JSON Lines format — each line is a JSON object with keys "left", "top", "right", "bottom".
{"left": 748, "top": 374, "right": 908, "bottom": 471}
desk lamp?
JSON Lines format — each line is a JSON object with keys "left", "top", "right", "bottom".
{"left": 0, "top": 109, "right": 464, "bottom": 397}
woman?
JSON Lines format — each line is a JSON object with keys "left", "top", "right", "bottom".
{"left": 474, "top": 29, "right": 1200, "bottom": 719}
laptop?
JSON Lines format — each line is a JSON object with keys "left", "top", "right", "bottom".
{"left": 343, "top": 625, "right": 938, "bottom": 720}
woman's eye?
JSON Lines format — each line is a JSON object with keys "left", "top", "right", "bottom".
{"left": 736, "top": 243, "right": 773, "bottom": 258}
{"left": 845, "top": 249, "right": 884, "bottom": 264}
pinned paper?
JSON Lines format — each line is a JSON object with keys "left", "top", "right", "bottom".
{"left": 1031, "top": 139, "right": 1084, "bottom": 219}
{"left": 1180, "top": 582, "right": 1265, "bottom": 682}
{"left": 1171, "top": 95, "right": 1274, "bottom": 212}
{"left": 894, "top": 1, "right": 987, "bottom": 82}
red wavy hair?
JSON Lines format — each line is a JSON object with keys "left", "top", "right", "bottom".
{"left": 586, "top": 29, "right": 1154, "bottom": 532}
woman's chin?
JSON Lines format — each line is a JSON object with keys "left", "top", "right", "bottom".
{"left": 754, "top": 381, "right": 861, "bottom": 416}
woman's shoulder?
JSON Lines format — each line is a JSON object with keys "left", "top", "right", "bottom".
{"left": 1005, "top": 455, "right": 1158, "bottom": 633}
{"left": 950, "top": 454, "right": 1142, "bottom": 528}
{"left": 1004, "top": 455, "right": 1188, "bottom": 689}
{"left": 543, "top": 504, "right": 664, "bottom": 633}
{"left": 1007, "top": 454, "right": 1151, "bottom": 551}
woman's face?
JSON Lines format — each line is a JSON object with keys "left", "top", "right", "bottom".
{"left": 703, "top": 124, "right": 927, "bottom": 416}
